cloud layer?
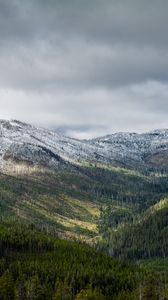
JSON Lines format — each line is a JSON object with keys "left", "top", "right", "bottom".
{"left": 0, "top": 0, "right": 168, "bottom": 138}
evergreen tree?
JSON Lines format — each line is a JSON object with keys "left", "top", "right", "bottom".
{"left": 26, "top": 275, "right": 45, "bottom": 300}
{"left": 143, "top": 274, "right": 160, "bottom": 300}
{"left": 75, "top": 287, "right": 106, "bottom": 300}
{"left": 164, "top": 284, "right": 168, "bottom": 300}
{"left": 15, "top": 275, "right": 27, "bottom": 300}
{"left": 53, "top": 280, "right": 72, "bottom": 300}
{"left": 0, "top": 269, "right": 15, "bottom": 300}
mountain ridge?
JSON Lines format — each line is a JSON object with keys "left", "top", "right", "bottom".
{"left": 1, "top": 119, "right": 168, "bottom": 170}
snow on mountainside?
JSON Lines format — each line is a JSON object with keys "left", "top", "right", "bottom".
{"left": 89, "top": 130, "right": 168, "bottom": 157}
{"left": 0, "top": 119, "right": 101, "bottom": 168}
{"left": 1, "top": 119, "right": 168, "bottom": 169}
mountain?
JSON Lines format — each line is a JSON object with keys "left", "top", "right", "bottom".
{"left": 0, "top": 119, "right": 93, "bottom": 168}
{"left": 1, "top": 119, "right": 168, "bottom": 298}
{"left": 0, "top": 120, "right": 168, "bottom": 240}
{"left": 1, "top": 119, "right": 168, "bottom": 170}
{"left": 1, "top": 119, "right": 168, "bottom": 252}
{"left": 89, "top": 129, "right": 168, "bottom": 169}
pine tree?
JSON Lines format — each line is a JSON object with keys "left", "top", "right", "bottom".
{"left": 163, "top": 284, "right": 168, "bottom": 300}
{"left": 15, "top": 275, "right": 27, "bottom": 300}
{"left": 75, "top": 287, "right": 106, "bottom": 300}
{"left": 143, "top": 274, "right": 160, "bottom": 300}
{"left": 53, "top": 280, "right": 72, "bottom": 300}
{"left": 26, "top": 275, "right": 45, "bottom": 300}
{"left": 0, "top": 269, "right": 15, "bottom": 300}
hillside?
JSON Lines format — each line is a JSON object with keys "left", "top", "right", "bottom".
{"left": 0, "top": 221, "right": 143, "bottom": 300}
{"left": 0, "top": 120, "right": 168, "bottom": 243}
{"left": 1, "top": 158, "right": 168, "bottom": 242}
{"left": 99, "top": 198, "right": 168, "bottom": 260}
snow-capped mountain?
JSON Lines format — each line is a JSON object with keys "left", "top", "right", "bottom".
{"left": 0, "top": 119, "right": 102, "bottom": 168}
{"left": 88, "top": 130, "right": 168, "bottom": 168}
{"left": 1, "top": 119, "right": 168, "bottom": 170}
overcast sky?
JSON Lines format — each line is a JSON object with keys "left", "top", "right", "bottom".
{"left": 0, "top": 0, "right": 168, "bottom": 138}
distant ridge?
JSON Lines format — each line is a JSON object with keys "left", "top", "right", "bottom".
{"left": 0, "top": 119, "right": 168, "bottom": 169}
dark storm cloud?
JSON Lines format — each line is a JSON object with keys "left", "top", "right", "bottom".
{"left": 1, "top": 0, "right": 167, "bottom": 45}
{"left": 0, "top": 0, "right": 168, "bottom": 137}
{"left": 0, "top": 0, "right": 167, "bottom": 47}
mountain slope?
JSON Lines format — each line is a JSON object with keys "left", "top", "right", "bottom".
{"left": 1, "top": 119, "right": 168, "bottom": 170}
{"left": 100, "top": 198, "right": 168, "bottom": 259}
{"left": 0, "top": 220, "right": 143, "bottom": 300}
{"left": 88, "top": 129, "right": 168, "bottom": 169}
{"left": 1, "top": 119, "right": 168, "bottom": 253}
{"left": 0, "top": 169, "right": 100, "bottom": 241}
{"left": 1, "top": 153, "right": 168, "bottom": 243}
{"left": 0, "top": 119, "right": 105, "bottom": 168}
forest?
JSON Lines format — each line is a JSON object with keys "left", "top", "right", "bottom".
{"left": 0, "top": 221, "right": 141, "bottom": 299}
{"left": 0, "top": 164, "right": 168, "bottom": 298}
{"left": 0, "top": 220, "right": 168, "bottom": 299}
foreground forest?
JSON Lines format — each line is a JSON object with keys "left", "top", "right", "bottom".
{"left": 1, "top": 221, "right": 168, "bottom": 300}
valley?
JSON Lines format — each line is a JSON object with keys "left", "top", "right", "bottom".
{"left": 0, "top": 120, "right": 168, "bottom": 298}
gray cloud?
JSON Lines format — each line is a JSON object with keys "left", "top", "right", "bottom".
{"left": 1, "top": 0, "right": 167, "bottom": 46}
{"left": 0, "top": 0, "right": 168, "bottom": 138}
